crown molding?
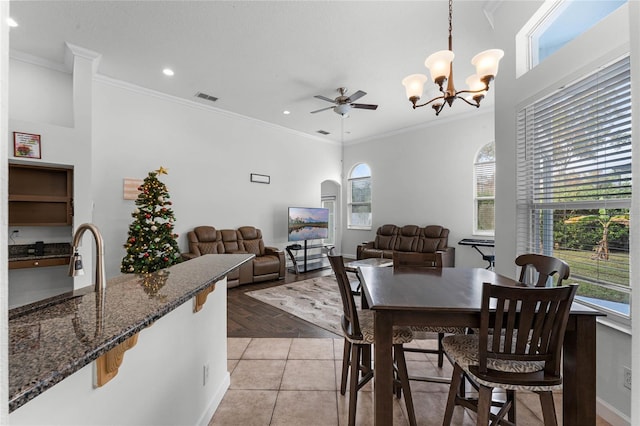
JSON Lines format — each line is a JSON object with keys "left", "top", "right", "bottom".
{"left": 10, "top": 50, "right": 70, "bottom": 74}
{"left": 93, "top": 74, "right": 334, "bottom": 145}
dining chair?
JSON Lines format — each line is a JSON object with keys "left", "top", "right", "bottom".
{"left": 516, "top": 253, "right": 570, "bottom": 287}
{"left": 442, "top": 282, "right": 578, "bottom": 426}
{"left": 393, "top": 251, "right": 465, "bottom": 373}
{"left": 327, "top": 254, "right": 417, "bottom": 426}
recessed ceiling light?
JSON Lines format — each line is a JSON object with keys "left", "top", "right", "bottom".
{"left": 7, "top": 18, "right": 18, "bottom": 27}
{"left": 283, "top": 110, "right": 290, "bottom": 115}
{"left": 162, "top": 68, "right": 174, "bottom": 76}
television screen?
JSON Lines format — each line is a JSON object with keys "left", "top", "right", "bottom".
{"left": 288, "top": 207, "right": 329, "bottom": 241}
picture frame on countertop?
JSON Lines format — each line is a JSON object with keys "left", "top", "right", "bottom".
{"left": 13, "top": 132, "right": 41, "bottom": 159}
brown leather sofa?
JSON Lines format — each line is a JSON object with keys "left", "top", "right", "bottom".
{"left": 183, "top": 225, "right": 285, "bottom": 288}
{"left": 356, "top": 224, "right": 455, "bottom": 267}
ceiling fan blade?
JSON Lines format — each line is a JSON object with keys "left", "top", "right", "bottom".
{"left": 348, "top": 90, "right": 367, "bottom": 102}
{"left": 352, "top": 103, "right": 378, "bottom": 110}
{"left": 310, "top": 106, "right": 335, "bottom": 114}
{"left": 314, "top": 95, "right": 336, "bottom": 103}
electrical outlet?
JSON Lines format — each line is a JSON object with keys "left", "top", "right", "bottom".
{"left": 203, "top": 363, "right": 210, "bottom": 386}
{"left": 623, "top": 366, "right": 632, "bottom": 390}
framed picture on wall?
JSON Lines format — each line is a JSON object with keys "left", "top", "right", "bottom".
{"left": 13, "top": 132, "right": 41, "bottom": 159}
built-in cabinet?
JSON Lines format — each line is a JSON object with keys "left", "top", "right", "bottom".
{"left": 8, "top": 163, "right": 73, "bottom": 226}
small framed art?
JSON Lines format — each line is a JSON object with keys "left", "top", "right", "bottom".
{"left": 123, "top": 178, "right": 144, "bottom": 200}
{"left": 250, "top": 173, "right": 270, "bottom": 184}
{"left": 13, "top": 132, "right": 41, "bottom": 159}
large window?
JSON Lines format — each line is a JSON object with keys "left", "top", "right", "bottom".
{"left": 474, "top": 142, "right": 495, "bottom": 235}
{"left": 348, "top": 163, "right": 372, "bottom": 230}
{"left": 516, "top": 56, "right": 631, "bottom": 318}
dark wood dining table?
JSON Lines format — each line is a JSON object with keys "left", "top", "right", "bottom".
{"left": 358, "top": 266, "right": 602, "bottom": 426}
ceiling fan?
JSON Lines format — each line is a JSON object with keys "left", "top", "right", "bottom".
{"left": 310, "top": 87, "right": 378, "bottom": 117}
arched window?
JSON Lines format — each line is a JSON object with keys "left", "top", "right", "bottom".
{"left": 348, "top": 163, "right": 372, "bottom": 230}
{"left": 474, "top": 142, "right": 495, "bottom": 235}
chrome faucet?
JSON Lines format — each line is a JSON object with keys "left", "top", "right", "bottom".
{"left": 69, "top": 223, "right": 107, "bottom": 292}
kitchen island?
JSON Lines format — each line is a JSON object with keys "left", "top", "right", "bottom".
{"left": 8, "top": 253, "right": 253, "bottom": 425}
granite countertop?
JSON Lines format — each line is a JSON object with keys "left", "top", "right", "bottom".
{"left": 8, "top": 243, "right": 72, "bottom": 261}
{"left": 8, "top": 253, "right": 254, "bottom": 412}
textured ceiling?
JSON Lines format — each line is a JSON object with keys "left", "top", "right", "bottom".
{"left": 9, "top": 1, "right": 503, "bottom": 143}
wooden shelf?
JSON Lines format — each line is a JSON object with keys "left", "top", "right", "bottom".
{"left": 9, "top": 164, "right": 73, "bottom": 226}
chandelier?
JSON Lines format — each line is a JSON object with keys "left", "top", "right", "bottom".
{"left": 402, "top": 0, "right": 504, "bottom": 116}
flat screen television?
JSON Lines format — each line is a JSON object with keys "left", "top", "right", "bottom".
{"left": 288, "top": 207, "right": 329, "bottom": 241}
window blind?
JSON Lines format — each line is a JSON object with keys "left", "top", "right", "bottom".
{"left": 516, "top": 56, "right": 631, "bottom": 316}
{"left": 517, "top": 56, "right": 631, "bottom": 209}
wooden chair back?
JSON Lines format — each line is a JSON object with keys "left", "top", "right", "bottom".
{"left": 328, "top": 254, "right": 362, "bottom": 341}
{"left": 393, "top": 251, "right": 442, "bottom": 270}
{"left": 516, "top": 253, "right": 570, "bottom": 287}
{"left": 474, "top": 282, "right": 578, "bottom": 383}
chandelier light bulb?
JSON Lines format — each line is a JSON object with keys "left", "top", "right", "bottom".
{"left": 465, "top": 74, "right": 486, "bottom": 93}
{"left": 402, "top": 74, "right": 428, "bottom": 101}
{"left": 471, "top": 49, "right": 504, "bottom": 81}
{"left": 424, "top": 50, "right": 455, "bottom": 85}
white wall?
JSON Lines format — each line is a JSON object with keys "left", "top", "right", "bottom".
{"left": 492, "top": 2, "right": 632, "bottom": 422}
{"left": 341, "top": 111, "right": 495, "bottom": 267}
{"left": 9, "top": 58, "right": 73, "bottom": 128}
{"left": 91, "top": 77, "right": 342, "bottom": 278}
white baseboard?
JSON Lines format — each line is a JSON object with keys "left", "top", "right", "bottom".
{"left": 197, "top": 372, "right": 231, "bottom": 426}
{"left": 597, "top": 396, "right": 631, "bottom": 426}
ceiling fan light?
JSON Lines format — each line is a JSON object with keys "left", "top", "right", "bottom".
{"left": 334, "top": 104, "right": 351, "bottom": 117}
{"left": 424, "top": 50, "right": 454, "bottom": 84}
{"left": 402, "top": 74, "right": 428, "bottom": 101}
{"left": 471, "top": 49, "right": 504, "bottom": 81}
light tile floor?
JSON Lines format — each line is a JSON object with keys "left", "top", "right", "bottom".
{"left": 209, "top": 337, "right": 601, "bottom": 426}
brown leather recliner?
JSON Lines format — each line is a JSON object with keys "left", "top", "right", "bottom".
{"left": 355, "top": 224, "right": 398, "bottom": 259}
{"left": 356, "top": 224, "right": 455, "bottom": 267}
{"left": 186, "top": 226, "right": 223, "bottom": 256}
{"left": 183, "top": 225, "right": 285, "bottom": 287}
{"left": 237, "top": 226, "right": 286, "bottom": 283}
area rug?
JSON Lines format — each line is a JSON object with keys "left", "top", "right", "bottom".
{"left": 245, "top": 276, "right": 355, "bottom": 335}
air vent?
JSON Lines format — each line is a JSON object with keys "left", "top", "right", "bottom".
{"left": 317, "top": 130, "right": 330, "bottom": 135}
{"left": 195, "top": 92, "right": 218, "bottom": 103}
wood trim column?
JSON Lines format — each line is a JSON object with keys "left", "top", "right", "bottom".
{"left": 193, "top": 281, "right": 218, "bottom": 313}
{"left": 95, "top": 333, "right": 139, "bottom": 387}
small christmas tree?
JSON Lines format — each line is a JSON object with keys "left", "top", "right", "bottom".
{"left": 121, "top": 167, "right": 182, "bottom": 274}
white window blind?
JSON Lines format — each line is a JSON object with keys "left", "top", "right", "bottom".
{"left": 474, "top": 142, "right": 495, "bottom": 233}
{"left": 516, "top": 56, "right": 631, "bottom": 317}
